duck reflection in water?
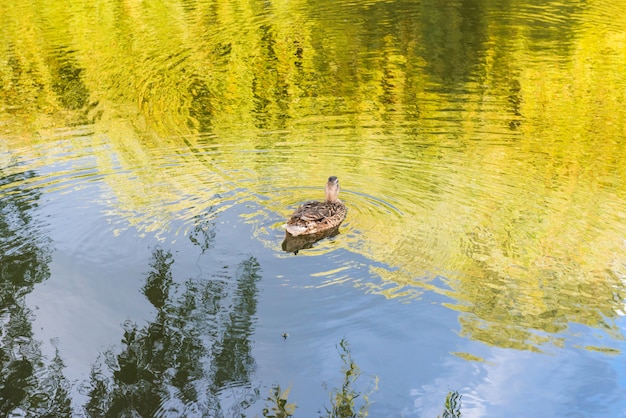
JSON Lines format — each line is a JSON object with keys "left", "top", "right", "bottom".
{"left": 282, "top": 176, "right": 347, "bottom": 254}
{"left": 282, "top": 225, "right": 341, "bottom": 254}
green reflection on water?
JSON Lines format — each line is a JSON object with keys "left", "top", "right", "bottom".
{"left": 1, "top": 0, "right": 626, "bottom": 355}
{"left": 85, "top": 245, "right": 262, "bottom": 416}
{"left": 0, "top": 163, "right": 71, "bottom": 416}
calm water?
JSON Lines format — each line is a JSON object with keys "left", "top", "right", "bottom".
{"left": 1, "top": 0, "right": 626, "bottom": 416}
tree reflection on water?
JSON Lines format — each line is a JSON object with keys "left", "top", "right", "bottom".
{"left": 321, "top": 339, "right": 378, "bottom": 418}
{"left": 0, "top": 161, "right": 71, "bottom": 416}
{"left": 84, "top": 240, "right": 262, "bottom": 416}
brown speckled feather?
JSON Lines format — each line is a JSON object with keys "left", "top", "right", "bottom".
{"left": 285, "top": 201, "right": 347, "bottom": 236}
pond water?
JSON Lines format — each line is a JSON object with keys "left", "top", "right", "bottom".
{"left": 1, "top": 0, "right": 626, "bottom": 416}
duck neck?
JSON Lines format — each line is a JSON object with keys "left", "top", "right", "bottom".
{"left": 325, "top": 186, "right": 339, "bottom": 203}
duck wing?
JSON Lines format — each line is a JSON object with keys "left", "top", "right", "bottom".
{"left": 285, "top": 201, "right": 346, "bottom": 236}
{"left": 290, "top": 201, "right": 329, "bottom": 222}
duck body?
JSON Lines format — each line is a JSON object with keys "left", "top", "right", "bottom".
{"left": 284, "top": 200, "right": 346, "bottom": 236}
{"left": 284, "top": 176, "right": 347, "bottom": 237}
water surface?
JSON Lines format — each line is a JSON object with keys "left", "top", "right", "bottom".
{"left": 1, "top": 0, "right": 626, "bottom": 416}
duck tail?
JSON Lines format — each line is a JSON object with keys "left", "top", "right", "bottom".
{"left": 284, "top": 224, "right": 306, "bottom": 236}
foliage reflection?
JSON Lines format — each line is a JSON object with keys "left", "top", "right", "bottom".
{"left": 0, "top": 161, "right": 71, "bottom": 416}
{"left": 85, "top": 242, "right": 262, "bottom": 416}
{"left": 261, "top": 339, "right": 462, "bottom": 418}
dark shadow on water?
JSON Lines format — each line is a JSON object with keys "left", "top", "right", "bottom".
{"left": 189, "top": 207, "right": 217, "bottom": 254}
{"left": 0, "top": 160, "right": 71, "bottom": 416}
{"left": 281, "top": 226, "right": 340, "bottom": 254}
{"left": 84, "top": 244, "right": 262, "bottom": 417}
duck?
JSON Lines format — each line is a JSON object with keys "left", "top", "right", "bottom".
{"left": 283, "top": 176, "right": 347, "bottom": 237}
